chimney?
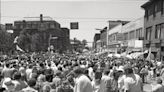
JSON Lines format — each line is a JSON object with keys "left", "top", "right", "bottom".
{"left": 40, "top": 14, "right": 43, "bottom": 22}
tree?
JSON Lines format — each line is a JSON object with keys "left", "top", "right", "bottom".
{"left": 0, "top": 29, "right": 13, "bottom": 53}
{"left": 17, "top": 29, "right": 31, "bottom": 52}
{"left": 82, "top": 39, "right": 87, "bottom": 47}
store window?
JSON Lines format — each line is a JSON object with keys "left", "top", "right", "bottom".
{"left": 155, "top": 24, "right": 161, "bottom": 39}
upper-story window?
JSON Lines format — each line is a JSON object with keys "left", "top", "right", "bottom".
{"left": 155, "top": 24, "right": 161, "bottom": 39}
{"left": 146, "top": 27, "right": 152, "bottom": 40}
{"left": 124, "top": 33, "right": 128, "bottom": 40}
{"left": 163, "top": 0, "right": 164, "bottom": 14}
{"left": 129, "top": 31, "right": 135, "bottom": 40}
{"left": 161, "top": 24, "right": 164, "bottom": 39}
{"left": 15, "top": 23, "right": 21, "bottom": 29}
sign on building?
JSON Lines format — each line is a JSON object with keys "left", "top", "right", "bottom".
{"left": 70, "top": 22, "right": 79, "bottom": 29}
{"left": 116, "top": 33, "right": 124, "bottom": 41}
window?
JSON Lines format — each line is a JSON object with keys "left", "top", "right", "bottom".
{"left": 146, "top": 27, "right": 152, "bottom": 40}
{"left": 50, "top": 23, "right": 55, "bottom": 29}
{"left": 136, "top": 28, "right": 142, "bottom": 38}
{"left": 32, "top": 23, "right": 38, "bottom": 29}
{"left": 124, "top": 33, "right": 128, "bottom": 40}
{"left": 26, "top": 23, "right": 32, "bottom": 29}
{"left": 163, "top": 0, "right": 164, "bottom": 14}
{"left": 155, "top": 24, "right": 161, "bottom": 39}
{"left": 161, "top": 24, "right": 164, "bottom": 39}
{"left": 129, "top": 31, "right": 135, "bottom": 40}
{"left": 145, "top": 9, "right": 149, "bottom": 20}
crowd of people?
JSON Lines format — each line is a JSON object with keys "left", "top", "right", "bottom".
{"left": 0, "top": 51, "right": 164, "bottom": 92}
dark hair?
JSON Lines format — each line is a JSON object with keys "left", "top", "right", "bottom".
{"left": 45, "top": 74, "right": 53, "bottom": 82}
{"left": 28, "top": 78, "right": 36, "bottom": 87}
{"left": 6, "top": 63, "right": 10, "bottom": 68}
{"left": 125, "top": 67, "right": 133, "bottom": 75}
{"left": 95, "top": 71, "right": 102, "bottom": 79}
{"left": 104, "top": 69, "right": 110, "bottom": 75}
{"left": 73, "top": 67, "right": 83, "bottom": 75}
{"left": 13, "top": 72, "right": 21, "bottom": 80}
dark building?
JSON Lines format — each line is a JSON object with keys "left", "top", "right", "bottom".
{"left": 141, "top": 0, "right": 164, "bottom": 60}
{"left": 93, "top": 33, "right": 100, "bottom": 49}
{"left": 13, "top": 14, "right": 70, "bottom": 52}
{"left": 61, "top": 28, "right": 70, "bottom": 51}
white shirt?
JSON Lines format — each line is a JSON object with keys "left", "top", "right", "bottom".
{"left": 74, "top": 74, "right": 93, "bottom": 92}
{"left": 124, "top": 74, "right": 142, "bottom": 92}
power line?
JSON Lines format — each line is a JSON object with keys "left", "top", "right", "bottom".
{"left": 2, "top": 16, "right": 136, "bottom": 20}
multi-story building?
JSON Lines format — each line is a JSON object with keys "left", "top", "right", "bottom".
{"left": 13, "top": 14, "right": 70, "bottom": 52}
{"left": 121, "top": 17, "right": 144, "bottom": 53}
{"left": 99, "top": 20, "right": 129, "bottom": 50}
{"left": 141, "top": 0, "right": 164, "bottom": 60}
{"left": 61, "top": 28, "right": 70, "bottom": 51}
{"left": 93, "top": 33, "right": 100, "bottom": 51}
{"left": 108, "top": 24, "right": 123, "bottom": 53}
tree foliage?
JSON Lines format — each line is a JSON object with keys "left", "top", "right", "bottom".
{"left": 0, "top": 29, "right": 13, "bottom": 53}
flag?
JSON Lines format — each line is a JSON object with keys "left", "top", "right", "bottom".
{"left": 16, "top": 45, "right": 24, "bottom": 52}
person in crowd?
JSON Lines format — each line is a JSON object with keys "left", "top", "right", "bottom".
{"left": 124, "top": 65, "right": 143, "bottom": 92}
{"left": 12, "top": 72, "right": 28, "bottom": 91}
{"left": 152, "top": 78, "right": 164, "bottom": 92}
{"left": 73, "top": 67, "right": 93, "bottom": 92}
{"left": 21, "top": 78, "right": 38, "bottom": 92}
{"left": 99, "top": 69, "right": 112, "bottom": 92}
{"left": 92, "top": 70, "right": 102, "bottom": 92}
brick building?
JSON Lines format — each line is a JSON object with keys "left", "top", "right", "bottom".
{"left": 141, "top": 0, "right": 164, "bottom": 60}
{"left": 13, "top": 14, "right": 70, "bottom": 52}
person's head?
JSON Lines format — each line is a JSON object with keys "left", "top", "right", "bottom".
{"left": 45, "top": 74, "right": 53, "bottom": 82}
{"left": 103, "top": 69, "right": 110, "bottom": 75}
{"left": 94, "top": 70, "right": 102, "bottom": 80}
{"left": 124, "top": 65, "right": 133, "bottom": 75}
{"left": 73, "top": 67, "right": 84, "bottom": 78}
{"left": 27, "top": 78, "right": 36, "bottom": 87}
{"left": 157, "top": 78, "right": 163, "bottom": 84}
{"left": 42, "top": 85, "right": 51, "bottom": 92}
{"left": 13, "top": 72, "right": 21, "bottom": 80}
{"left": 5, "top": 63, "right": 10, "bottom": 68}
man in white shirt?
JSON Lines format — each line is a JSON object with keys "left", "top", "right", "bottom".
{"left": 74, "top": 67, "right": 93, "bottom": 92}
{"left": 124, "top": 66, "right": 143, "bottom": 92}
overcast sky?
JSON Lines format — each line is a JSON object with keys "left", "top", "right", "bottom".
{"left": 1, "top": 0, "right": 148, "bottom": 46}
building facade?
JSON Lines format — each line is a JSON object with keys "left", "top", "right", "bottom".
{"left": 121, "top": 17, "right": 144, "bottom": 53}
{"left": 13, "top": 14, "right": 70, "bottom": 52}
{"left": 141, "top": 0, "right": 164, "bottom": 60}
{"left": 108, "top": 24, "right": 123, "bottom": 53}
{"left": 93, "top": 33, "right": 100, "bottom": 51}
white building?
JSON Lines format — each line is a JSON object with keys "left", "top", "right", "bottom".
{"left": 121, "top": 17, "right": 144, "bottom": 52}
